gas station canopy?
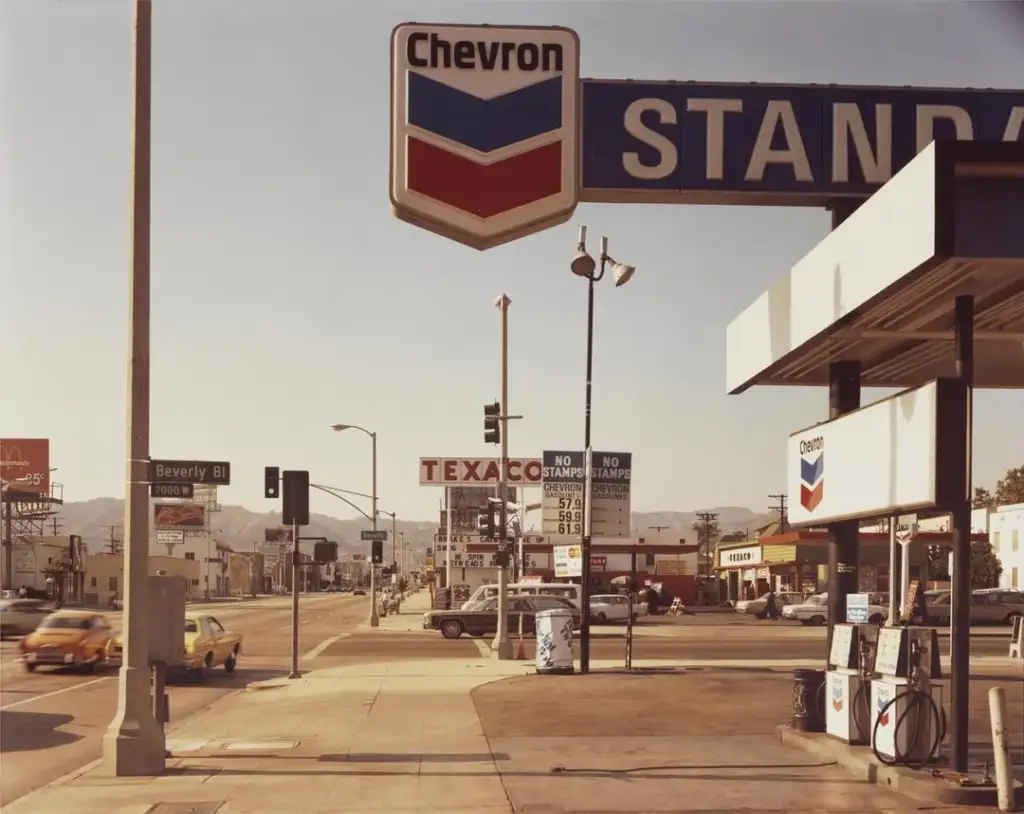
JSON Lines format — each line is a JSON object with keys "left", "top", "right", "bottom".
{"left": 726, "top": 141, "right": 1024, "bottom": 393}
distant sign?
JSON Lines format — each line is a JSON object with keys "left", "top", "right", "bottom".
{"left": 156, "top": 529, "right": 185, "bottom": 546}
{"left": 0, "top": 438, "right": 50, "bottom": 496}
{"left": 553, "top": 544, "right": 582, "bottom": 578}
{"left": 419, "top": 457, "right": 543, "bottom": 486}
{"left": 895, "top": 515, "right": 918, "bottom": 545}
{"left": 265, "top": 528, "right": 294, "bottom": 543}
{"left": 151, "top": 483, "right": 194, "bottom": 499}
{"left": 846, "top": 593, "right": 870, "bottom": 624}
{"left": 360, "top": 529, "right": 388, "bottom": 542}
{"left": 149, "top": 459, "right": 231, "bottom": 486}
{"left": 153, "top": 503, "right": 205, "bottom": 528}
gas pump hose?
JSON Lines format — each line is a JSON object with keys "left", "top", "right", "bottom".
{"left": 870, "top": 688, "right": 946, "bottom": 770}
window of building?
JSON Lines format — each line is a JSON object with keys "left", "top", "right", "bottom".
{"left": 90, "top": 576, "right": 97, "bottom": 587}
{"left": 185, "top": 552, "right": 195, "bottom": 561}
{"left": 1012, "top": 568, "right": 1019, "bottom": 589}
{"left": 191, "top": 579, "right": 199, "bottom": 586}
{"left": 644, "top": 554, "right": 655, "bottom": 567}
{"left": 992, "top": 532, "right": 1001, "bottom": 552}
{"left": 108, "top": 577, "right": 118, "bottom": 591}
{"left": 1012, "top": 530, "right": 1020, "bottom": 552}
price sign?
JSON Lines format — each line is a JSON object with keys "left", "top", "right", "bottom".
{"left": 541, "top": 450, "right": 586, "bottom": 541}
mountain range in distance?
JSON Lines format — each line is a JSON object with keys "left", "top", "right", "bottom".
{"left": 49, "top": 498, "right": 775, "bottom": 554}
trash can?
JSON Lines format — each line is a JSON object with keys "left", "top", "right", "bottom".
{"left": 791, "top": 668, "right": 826, "bottom": 732}
{"left": 535, "top": 609, "right": 574, "bottom": 674}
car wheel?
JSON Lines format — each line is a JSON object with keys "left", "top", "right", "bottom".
{"left": 24, "top": 661, "right": 37, "bottom": 673}
{"left": 808, "top": 615, "right": 826, "bottom": 626}
{"left": 630, "top": 613, "right": 638, "bottom": 625}
{"left": 1005, "top": 612, "right": 1022, "bottom": 627}
{"left": 224, "top": 646, "right": 238, "bottom": 673}
{"left": 440, "top": 620, "right": 463, "bottom": 639}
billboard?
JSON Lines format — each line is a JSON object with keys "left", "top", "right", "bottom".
{"left": 265, "top": 528, "right": 294, "bottom": 543}
{"left": 787, "top": 379, "right": 965, "bottom": 528}
{"left": 153, "top": 503, "right": 206, "bottom": 528}
{"left": 390, "top": 23, "right": 580, "bottom": 250}
{"left": 419, "top": 457, "right": 543, "bottom": 486}
{"left": 0, "top": 438, "right": 50, "bottom": 495}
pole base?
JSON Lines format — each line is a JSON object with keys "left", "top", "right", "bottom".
{"left": 368, "top": 613, "right": 380, "bottom": 628}
{"left": 100, "top": 713, "right": 166, "bottom": 777}
{"left": 492, "top": 638, "right": 513, "bottom": 660}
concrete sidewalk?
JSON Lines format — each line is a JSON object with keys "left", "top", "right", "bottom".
{"left": 8, "top": 653, "right": 1009, "bottom": 814}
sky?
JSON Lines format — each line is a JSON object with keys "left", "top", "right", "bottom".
{"left": 2, "top": 0, "right": 1023, "bottom": 524}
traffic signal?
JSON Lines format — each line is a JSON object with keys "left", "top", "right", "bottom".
{"left": 381, "top": 566, "right": 392, "bottom": 580}
{"left": 484, "top": 402, "right": 501, "bottom": 445}
{"left": 477, "top": 506, "right": 497, "bottom": 539}
{"left": 371, "top": 539, "right": 384, "bottom": 564}
{"left": 264, "top": 466, "right": 280, "bottom": 499}
{"left": 282, "top": 470, "right": 310, "bottom": 526}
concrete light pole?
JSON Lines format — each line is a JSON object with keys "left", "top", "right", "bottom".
{"left": 332, "top": 424, "right": 379, "bottom": 627}
{"left": 102, "top": 0, "right": 165, "bottom": 776}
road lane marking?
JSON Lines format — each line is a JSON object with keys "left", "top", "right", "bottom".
{"left": 473, "top": 638, "right": 491, "bottom": 658}
{"left": 0, "top": 676, "right": 112, "bottom": 711}
{"left": 304, "top": 634, "right": 349, "bottom": 659}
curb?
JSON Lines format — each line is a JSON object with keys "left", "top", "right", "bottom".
{"left": 777, "top": 725, "right": 1022, "bottom": 806}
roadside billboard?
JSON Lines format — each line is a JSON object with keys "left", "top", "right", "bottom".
{"left": 153, "top": 503, "right": 206, "bottom": 528}
{"left": 265, "top": 528, "right": 294, "bottom": 543}
{"left": 0, "top": 438, "right": 50, "bottom": 495}
{"left": 419, "top": 457, "right": 542, "bottom": 486}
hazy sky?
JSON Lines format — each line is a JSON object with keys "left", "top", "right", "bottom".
{"left": 2, "top": 0, "right": 1022, "bottom": 524}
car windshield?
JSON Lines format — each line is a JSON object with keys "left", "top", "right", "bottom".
{"left": 39, "top": 615, "right": 91, "bottom": 630}
{"left": 184, "top": 620, "right": 199, "bottom": 633}
{"left": 806, "top": 595, "right": 827, "bottom": 606}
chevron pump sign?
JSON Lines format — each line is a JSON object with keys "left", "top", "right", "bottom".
{"left": 390, "top": 23, "right": 580, "bottom": 250}
{"left": 798, "top": 437, "right": 824, "bottom": 514}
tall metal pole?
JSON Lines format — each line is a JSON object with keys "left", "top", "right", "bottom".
{"left": 288, "top": 518, "right": 299, "bottom": 678}
{"left": 369, "top": 433, "right": 379, "bottom": 627}
{"left": 950, "top": 294, "right": 975, "bottom": 773}
{"left": 887, "top": 517, "right": 898, "bottom": 623}
{"left": 102, "top": 0, "right": 164, "bottom": 775}
{"left": 444, "top": 487, "right": 452, "bottom": 592}
{"left": 493, "top": 294, "right": 512, "bottom": 659}
{"left": 579, "top": 249, "right": 601, "bottom": 675}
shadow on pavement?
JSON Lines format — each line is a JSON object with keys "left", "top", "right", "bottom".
{"left": 0, "top": 710, "right": 81, "bottom": 753}
{"left": 167, "top": 667, "right": 290, "bottom": 687}
{"left": 321, "top": 752, "right": 510, "bottom": 763}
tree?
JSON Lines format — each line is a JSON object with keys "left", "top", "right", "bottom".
{"left": 691, "top": 519, "right": 721, "bottom": 548}
{"left": 994, "top": 466, "right": 1024, "bottom": 507}
{"left": 970, "top": 541, "right": 1002, "bottom": 589}
{"left": 972, "top": 486, "right": 995, "bottom": 509}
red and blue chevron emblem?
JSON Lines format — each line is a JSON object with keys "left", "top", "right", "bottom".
{"left": 800, "top": 452, "right": 824, "bottom": 512}
{"left": 390, "top": 24, "right": 580, "bottom": 251}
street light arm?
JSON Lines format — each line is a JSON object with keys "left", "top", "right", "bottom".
{"left": 310, "top": 483, "right": 374, "bottom": 522}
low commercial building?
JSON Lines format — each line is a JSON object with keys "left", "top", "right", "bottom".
{"left": 986, "top": 503, "right": 1023, "bottom": 590}
{"left": 715, "top": 529, "right": 987, "bottom": 601}
{"left": 83, "top": 552, "right": 201, "bottom": 606}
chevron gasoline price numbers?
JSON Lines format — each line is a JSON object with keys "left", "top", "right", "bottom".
{"left": 541, "top": 451, "right": 585, "bottom": 539}
{"left": 542, "top": 451, "right": 633, "bottom": 540}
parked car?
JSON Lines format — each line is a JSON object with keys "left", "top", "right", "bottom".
{"left": 353, "top": 588, "right": 367, "bottom": 596}
{"left": 424, "top": 594, "right": 581, "bottom": 639}
{"left": 735, "top": 592, "right": 804, "bottom": 618}
{"left": 109, "top": 613, "right": 242, "bottom": 679}
{"left": 926, "top": 589, "right": 1024, "bottom": 626}
{"left": 0, "top": 598, "right": 51, "bottom": 638}
{"left": 589, "top": 593, "right": 638, "bottom": 624}
{"left": 781, "top": 593, "right": 889, "bottom": 626}
{"left": 18, "top": 610, "right": 115, "bottom": 672}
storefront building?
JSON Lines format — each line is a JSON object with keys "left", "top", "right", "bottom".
{"left": 715, "top": 529, "right": 987, "bottom": 601}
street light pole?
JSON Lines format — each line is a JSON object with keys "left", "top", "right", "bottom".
{"left": 493, "top": 294, "right": 513, "bottom": 660}
{"left": 102, "top": 0, "right": 164, "bottom": 775}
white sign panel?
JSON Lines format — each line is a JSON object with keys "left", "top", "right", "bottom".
{"left": 156, "top": 529, "right": 185, "bottom": 546}
{"left": 13, "top": 545, "right": 35, "bottom": 576}
{"left": 541, "top": 450, "right": 632, "bottom": 540}
{"left": 553, "top": 544, "right": 582, "bottom": 578}
{"left": 719, "top": 545, "right": 762, "bottom": 568}
{"left": 788, "top": 380, "right": 955, "bottom": 528}
{"left": 420, "top": 457, "right": 543, "bottom": 486}
{"left": 895, "top": 514, "right": 918, "bottom": 545}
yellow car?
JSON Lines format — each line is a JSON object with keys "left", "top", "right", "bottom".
{"left": 19, "top": 610, "right": 115, "bottom": 673}
{"left": 110, "top": 613, "right": 242, "bottom": 679}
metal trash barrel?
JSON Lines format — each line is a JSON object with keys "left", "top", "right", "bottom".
{"left": 791, "top": 668, "right": 826, "bottom": 732}
{"left": 535, "top": 609, "right": 575, "bottom": 674}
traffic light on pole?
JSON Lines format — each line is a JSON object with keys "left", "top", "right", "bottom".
{"left": 264, "top": 466, "right": 280, "bottom": 499}
{"left": 477, "top": 506, "right": 497, "bottom": 540}
{"left": 371, "top": 539, "right": 384, "bottom": 564}
{"left": 483, "top": 402, "right": 501, "bottom": 445}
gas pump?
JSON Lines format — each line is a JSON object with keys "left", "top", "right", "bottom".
{"left": 825, "top": 622, "right": 878, "bottom": 744}
{"left": 870, "top": 625, "right": 946, "bottom": 769}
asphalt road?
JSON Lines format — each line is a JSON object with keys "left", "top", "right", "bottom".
{"left": 0, "top": 593, "right": 368, "bottom": 808}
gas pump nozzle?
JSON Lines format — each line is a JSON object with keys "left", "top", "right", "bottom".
{"left": 858, "top": 634, "right": 873, "bottom": 678}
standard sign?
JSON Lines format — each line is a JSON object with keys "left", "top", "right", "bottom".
{"left": 542, "top": 450, "right": 632, "bottom": 540}
{"left": 787, "top": 379, "right": 963, "bottom": 527}
{"left": 151, "top": 483, "right": 193, "bottom": 499}
{"left": 150, "top": 459, "right": 231, "bottom": 486}
{"left": 590, "top": 452, "right": 632, "bottom": 538}
{"left": 553, "top": 544, "right": 583, "bottom": 578}
{"left": 360, "top": 530, "right": 388, "bottom": 542}
{"left": 419, "top": 457, "right": 543, "bottom": 486}
{"left": 541, "top": 451, "right": 585, "bottom": 540}
{"left": 156, "top": 529, "right": 185, "bottom": 546}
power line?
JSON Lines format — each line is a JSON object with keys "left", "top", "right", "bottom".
{"left": 768, "top": 494, "right": 788, "bottom": 533}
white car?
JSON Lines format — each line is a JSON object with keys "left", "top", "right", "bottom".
{"left": 781, "top": 593, "right": 888, "bottom": 626}
{"left": 589, "top": 594, "right": 639, "bottom": 624}
{"left": 735, "top": 592, "right": 804, "bottom": 618}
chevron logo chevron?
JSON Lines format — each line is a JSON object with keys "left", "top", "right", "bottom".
{"left": 800, "top": 452, "right": 824, "bottom": 512}
{"left": 390, "top": 23, "right": 580, "bottom": 251}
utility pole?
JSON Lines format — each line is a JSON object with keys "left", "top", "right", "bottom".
{"left": 769, "top": 494, "right": 788, "bottom": 533}
{"left": 493, "top": 294, "right": 513, "bottom": 660}
{"left": 107, "top": 526, "right": 124, "bottom": 555}
{"left": 695, "top": 511, "right": 719, "bottom": 578}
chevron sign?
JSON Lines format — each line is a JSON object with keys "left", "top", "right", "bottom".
{"left": 390, "top": 23, "right": 580, "bottom": 250}
{"left": 799, "top": 436, "right": 824, "bottom": 513}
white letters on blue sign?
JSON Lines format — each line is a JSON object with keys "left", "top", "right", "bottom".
{"left": 620, "top": 98, "right": 1024, "bottom": 185}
